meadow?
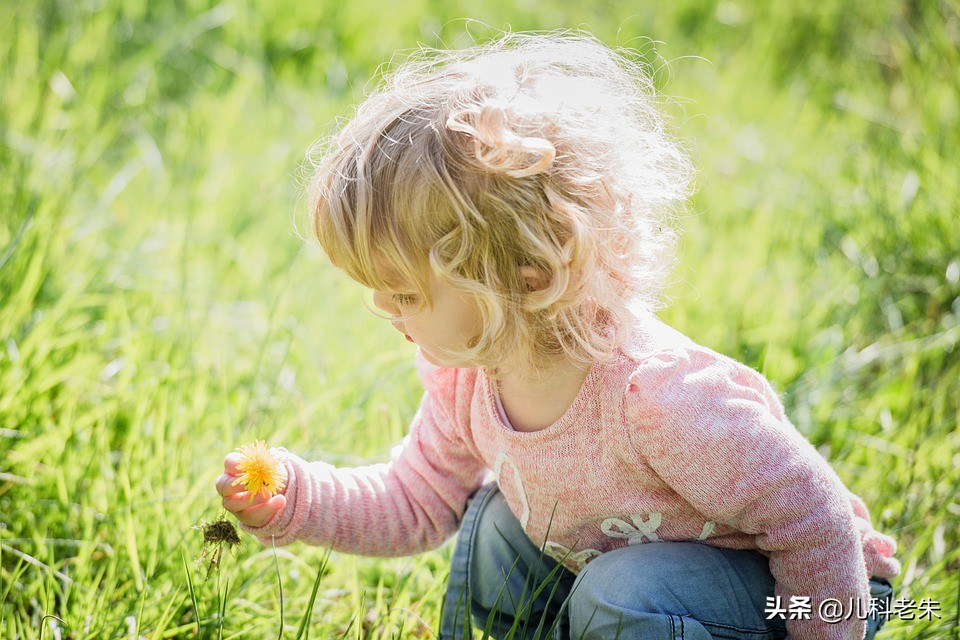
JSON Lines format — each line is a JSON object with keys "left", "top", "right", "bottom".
{"left": 1, "top": 0, "right": 958, "bottom": 637}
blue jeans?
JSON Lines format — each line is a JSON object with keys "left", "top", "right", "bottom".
{"left": 440, "top": 484, "right": 894, "bottom": 640}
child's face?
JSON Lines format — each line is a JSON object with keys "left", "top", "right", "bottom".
{"left": 372, "top": 271, "right": 483, "bottom": 368}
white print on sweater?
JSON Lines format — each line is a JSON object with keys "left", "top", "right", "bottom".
{"left": 543, "top": 542, "right": 602, "bottom": 572}
{"left": 493, "top": 452, "right": 530, "bottom": 529}
{"left": 601, "top": 514, "right": 662, "bottom": 544}
{"left": 492, "top": 450, "right": 717, "bottom": 566}
{"left": 600, "top": 515, "right": 717, "bottom": 543}
{"left": 698, "top": 520, "right": 717, "bottom": 540}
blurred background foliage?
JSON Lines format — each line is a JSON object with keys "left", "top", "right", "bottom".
{"left": 1, "top": 0, "right": 958, "bottom": 637}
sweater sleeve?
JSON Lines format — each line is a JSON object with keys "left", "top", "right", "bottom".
{"left": 623, "top": 347, "right": 895, "bottom": 640}
{"left": 239, "top": 361, "right": 488, "bottom": 556}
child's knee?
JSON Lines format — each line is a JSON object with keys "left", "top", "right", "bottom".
{"left": 569, "top": 547, "right": 657, "bottom": 615}
{"left": 568, "top": 543, "right": 782, "bottom": 639}
{"left": 567, "top": 549, "right": 693, "bottom": 639}
{"left": 567, "top": 544, "right": 704, "bottom": 627}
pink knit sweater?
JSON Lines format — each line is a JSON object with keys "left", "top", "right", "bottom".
{"left": 245, "top": 316, "right": 899, "bottom": 640}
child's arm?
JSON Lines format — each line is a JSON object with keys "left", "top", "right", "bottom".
{"left": 220, "top": 364, "right": 488, "bottom": 556}
{"left": 624, "top": 346, "right": 898, "bottom": 640}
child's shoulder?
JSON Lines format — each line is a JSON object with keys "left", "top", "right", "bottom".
{"left": 613, "top": 315, "right": 785, "bottom": 419}
{"left": 618, "top": 313, "right": 698, "bottom": 359}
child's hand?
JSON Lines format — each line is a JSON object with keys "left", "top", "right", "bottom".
{"left": 216, "top": 452, "right": 288, "bottom": 528}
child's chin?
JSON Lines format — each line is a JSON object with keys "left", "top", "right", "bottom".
{"left": 419, "top": 347, "right": 469, "bottom": 369}
{"left": 418, "top": 348, "right": 444, "bottom": 366}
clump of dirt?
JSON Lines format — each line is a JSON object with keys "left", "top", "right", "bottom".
{"left": 197, "top": 518, "right": 241, "bottom": 578}
{"left": 202, "top": 519, "right": 241, "bottom": 546}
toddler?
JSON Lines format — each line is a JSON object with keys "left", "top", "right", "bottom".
{"left": 216, "top": 33, "right": 900, "bottom": 640}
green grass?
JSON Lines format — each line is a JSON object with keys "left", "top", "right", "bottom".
{"left": 1, "top": 0, "right": 958, "bottom": 637}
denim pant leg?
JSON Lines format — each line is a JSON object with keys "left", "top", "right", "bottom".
{"left": 567, "top": 542, "right": 787, "bottom": 640}
{"left": 440, "top": 484, "right": 575, "bottom": 640}
{"left": 866, "top": 577, "right": 894, "bottom": 638}
{"left": 441, "top": 483, "right": 895, "bottom": 640}
{"left": 568, "top": 544, "right": 895, "bottom": 640}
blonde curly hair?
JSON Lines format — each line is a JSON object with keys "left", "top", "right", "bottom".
{"left": 308, "top": 32, "right": 693, "bottom": 373}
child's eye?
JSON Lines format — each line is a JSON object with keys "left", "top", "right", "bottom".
{"left": 392, "top": 293, "right": 419, "bottom": 306}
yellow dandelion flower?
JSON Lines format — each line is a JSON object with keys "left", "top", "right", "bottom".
{"left": 232, "top": 440, "right": 286, "bottom": 502}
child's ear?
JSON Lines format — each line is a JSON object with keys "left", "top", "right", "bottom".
{"left": 519, "top": 265, "right": 548, "bottom": 292}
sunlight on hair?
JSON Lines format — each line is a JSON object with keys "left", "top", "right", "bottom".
{"left": 308, "top": 31, "right": 694, "bottom": 373}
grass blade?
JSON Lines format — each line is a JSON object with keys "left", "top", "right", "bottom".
{"left": 181, "top": 548, "right": 202, "bottom": 636}
{"left": 294, "top": 548, "right": 332, "bottom": 640}
{"left": 274, "top": 539, "right": 285, "bottom": 640}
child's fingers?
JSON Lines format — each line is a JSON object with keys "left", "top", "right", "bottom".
{"left": 215, "top": 473, "right": 245, "bottom": 498}
{"left": 223, "top": 452, "right": 243, "bottom": 475}
{"left": 221, "top": 487, "right": 269, "bottom": 512}
{"left": 219, "top": 448, "right": 288, "bottom": 524}
{"left": 234, "top": 494, "right": 286, "bottom": 528}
